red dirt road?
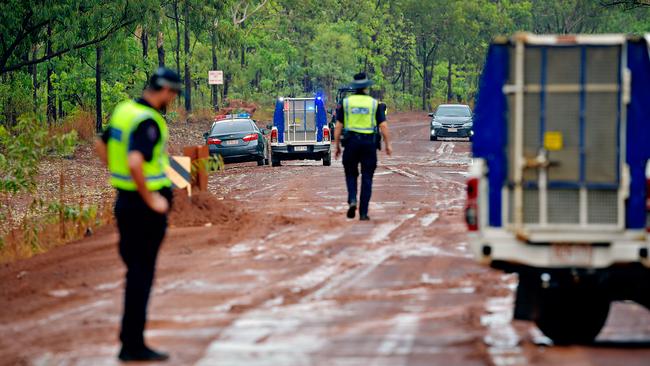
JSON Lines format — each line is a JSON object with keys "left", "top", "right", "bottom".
{"left": 1, "top": 113, "right": 650, "bottom": 366}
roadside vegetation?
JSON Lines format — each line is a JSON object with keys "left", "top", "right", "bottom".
{"left": 0, "top": 0, "right": 648, "bottom": 260}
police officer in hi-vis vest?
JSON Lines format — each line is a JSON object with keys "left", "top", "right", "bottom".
{"left": 334, "top": 72, "right": 393, "bottom": 220}
{"left": 95, "top": 67, "right": 181, "bottom": 362}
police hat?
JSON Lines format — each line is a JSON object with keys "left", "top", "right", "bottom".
{"left": 350, "top": 72, "right": 374, "bottom": 89}
{"left": 149, "top": 67, "right": 183, "bottom": 94}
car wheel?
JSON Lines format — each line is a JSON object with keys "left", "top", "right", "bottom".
{"left": 272, "top": 157, "right": 281, "bottom": 167}
{"left": 534, "top": 286, "right": 610, "bottom": 345}
{"left": 257, "top": 158, "right": 265, "bottom": 166}
{"left": 323, "top": 152, "right": 332, "bottom": 166}
{"left": 430, "top": 136, "right": 437, "bottom": 141}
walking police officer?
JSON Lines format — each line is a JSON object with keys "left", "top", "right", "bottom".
{"left": 95, "top": 67, "right": 181, "bottom": 362}
{"left": 334, "top": 72, "right": 392, "bottom": 220}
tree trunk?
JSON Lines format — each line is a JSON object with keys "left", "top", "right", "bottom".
{"left": 95, "top": 45, "right": 103, "bottom": 133}
{"left": 173, "top": 0, "right": 181, "bottom": 77}
{"left": 183, "top": 0, "right": 191, "bottom": 113}
{"left": 141, "top": 29, "right": 149, "bottom": 59}
{"left": 210, "top": 29, "right": 218, "bottom": 111}
{"left": 31, "top": 46, "right": 38, "bottom": 113}
{"left": 58, "top": 96, "right": 63, "bottom": 120}
{"left": 421, "top": 60, "right": 428, "bottom": 111}
{"left": 446, "top": 59, "right": 453, "bottom": 103}
{"left": 223, "top": 72, "right": 231, "bottom": 102}
{"left": 46, "top": 24, "right": 56, "bottom": 124}
{"left": 157, "top": 30, "right": 165, "bottom": 67}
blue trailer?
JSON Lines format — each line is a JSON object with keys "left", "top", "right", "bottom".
{"left": 468, "top": 33, "right": 650, "bottom": 344}
{"left": 269, "top": 97, "right": 331, "bottom": 167}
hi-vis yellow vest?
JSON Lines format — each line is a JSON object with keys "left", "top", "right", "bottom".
{"left": 343, "top": 94, "right": 378, "bottom": 134}
{"left": 106, "top": 100, "right": 171, "bottom": 191}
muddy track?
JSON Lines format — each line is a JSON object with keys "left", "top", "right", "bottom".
{"left": 1, "top": 113, "right": 649, "bottom": 366}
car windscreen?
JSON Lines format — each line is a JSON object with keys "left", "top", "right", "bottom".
{"left": 435, "top": 106, "right": 471, "bottom": 117}
{"left": 211, "top": 120, "right": 254, "bottom": 135}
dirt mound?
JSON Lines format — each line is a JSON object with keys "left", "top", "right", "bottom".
{"left": 169, "top": 190, "right": 237, "bottom": 228}
{"left": 219, "top": 99, "right": 258, "bottom": 116}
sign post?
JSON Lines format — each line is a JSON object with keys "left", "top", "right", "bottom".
{"left": 208, "top": 70, "right": 224, "bottom": 111}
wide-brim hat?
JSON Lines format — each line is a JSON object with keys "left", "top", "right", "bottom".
{"left": 350, "top": 72, "right": 374, "bottom": 89}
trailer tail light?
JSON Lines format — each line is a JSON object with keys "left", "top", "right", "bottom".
{"left": 271, "top": 128, "right": 278, "bottom": 143}
{"left": 323, "top": 127, "right": 330, "bottom": 142}
{"left": 465, "top": 178, "right": 479, "bottom": 231}
{"left": 243, "top": 134, "right": 258, "bottom": 142}
{"left": 646, "top": 178, "right": 650, "bottom": 232}
{"left": 207, "top": 137, "right": 222, "bottom": 145}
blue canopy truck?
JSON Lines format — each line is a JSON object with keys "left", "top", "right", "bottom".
{"left": 269, "top": 97, "right": 331, "bottom": 167}
{"left": 468, "top": 33, "right": 650, "bottom": 344}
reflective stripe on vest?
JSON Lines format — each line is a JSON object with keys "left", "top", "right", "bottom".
{"left": 343, "top": 94, "right": 377, "bottom": 134}
{"left": 106, "top": 100, "right": 171, "bottom": 191}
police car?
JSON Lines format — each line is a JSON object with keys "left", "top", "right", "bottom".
{"left": 203, "top": 113, "right": 270, "bottom": 166}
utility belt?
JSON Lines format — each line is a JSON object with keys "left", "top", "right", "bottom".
{"left": 342, "top": 129, "right": 381, "bottom": 150}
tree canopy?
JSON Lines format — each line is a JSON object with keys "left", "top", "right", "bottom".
{"left": 0, "top": 0, "right": 648, "bottom": 127}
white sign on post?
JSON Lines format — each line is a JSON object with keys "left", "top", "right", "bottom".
{"left": 208, "top": 70, "right": 224, "bottom": 85}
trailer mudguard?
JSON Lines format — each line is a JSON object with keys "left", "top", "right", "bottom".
{"left": 472, "top": 44, "right": 510, "bottom": 227}
{"left": 626, "top": 37, "right": 650, "bottom": 229}
{"left": 273, "top": 99, "right": 285, "bottom": 143}
{"left": 316, "top": 98, "right": 327, "bottom": 142}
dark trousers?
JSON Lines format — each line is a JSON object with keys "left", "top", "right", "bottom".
{"left": 114, "top": 189, "right": 171, "bottom": 349}
{"left": 342, "top": 134, "right": 378, "bottom": 217}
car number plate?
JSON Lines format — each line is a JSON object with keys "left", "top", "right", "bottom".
{"left": 550, "top": 244, "right": 593, "bottom": 266}
{"left": 225, "top": 140, "right": 239, "bottom": 145}
{"left": 447, "top": 128, "right": 458, "bottom": 132}
{"left": 294, "top": 146, "right": 308, "bottom": 152}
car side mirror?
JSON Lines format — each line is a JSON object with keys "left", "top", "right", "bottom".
{"left": 203, "top": 132, "right": 209, "bottom": 140}
{"left": 428, "top": 113, "right": 434, "bottom": 117}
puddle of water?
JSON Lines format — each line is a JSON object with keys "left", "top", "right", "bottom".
{"left": 420, "top": 273, "right": 443, "bottom": 285}
{"left": 94, "top": 281, "right": 122, "bottom": 291}
{"left": 419, "top": 213, "right": 439, "bottom": 227}
{"left": 369, "top": 214, "right": 414, "bottom": 244}
{"left": 481, "top": 297, "right": 528, "bottom": 366}
{"left": 48, "top": 289, "right": 73, "bottom": 298}
{"left": 375, "top": 314, "right": 420, "bottom": 358}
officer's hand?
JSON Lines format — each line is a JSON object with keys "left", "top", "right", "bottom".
{"left": 148, "top": 192, "right": 170, "bottom": 214}
{"left": 385, "top": 143, "right": 393, "bottom": 157}
{"left": 335, "top": 145, "right": 342, "bottom": 160}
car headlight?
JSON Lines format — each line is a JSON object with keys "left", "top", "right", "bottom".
{"left": 432, "top": 121, "right": 442, "bottom": 127}
{"left": 462, "top": 122, "right": 473, "bottom": 128}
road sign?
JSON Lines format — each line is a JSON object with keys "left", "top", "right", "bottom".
{"left": 208, "top": 70, "right": 223, "bottom": 85}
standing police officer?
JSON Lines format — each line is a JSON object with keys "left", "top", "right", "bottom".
{"left": 334, "top": 72, "right": 392, "bottom": 221}
{"left": 95, "top": 68, "right": 181, "bottom": 362}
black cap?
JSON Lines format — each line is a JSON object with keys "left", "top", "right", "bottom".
{"left": 149, "top": 67, "right": 182, "bottom": 93}
{"left": 350, "top": 72, "right": 374, "bottom": 89}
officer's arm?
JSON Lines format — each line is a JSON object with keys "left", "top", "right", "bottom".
{"left": 95, "top": 139, "right": 108, "bottom": 166}
{"left": 379, "top": 123, "right": 392, "bottom": 156}
{"left": 334, "top": 121, "right": 344, "bottom": 147}
{"left": 128, "top": 151, "right": 154, "bottom": 205}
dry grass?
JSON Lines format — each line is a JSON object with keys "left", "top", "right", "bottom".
{"left": 187, "top": 108, "right": 215, "bottom": 124}
{"left": 0, "top": 197, "right": 114, "bottom": 263}
{"left": 50, "top": 110, "right": 97, "bottom": 142}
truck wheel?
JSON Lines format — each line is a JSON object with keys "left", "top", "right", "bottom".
{"left": 534, "top": 287, "right": 610, "bottom": 345}
{"left": 323, "top": 153, "right": 332, "bottom": 166}
{"left": 272, "top": 158, "right": 281, "bottom": 167}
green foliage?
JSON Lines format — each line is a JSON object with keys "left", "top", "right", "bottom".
{"left": 0, "top": 115, "right": 78, "bottom": 194}
{"left": 0, "top": 0, "right": 648, "bottom": 126}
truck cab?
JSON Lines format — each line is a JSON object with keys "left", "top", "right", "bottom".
{"left": 469, "top": 33, "right": 650, "bottom": 344}
{"left": 270, "top": 97, "right": 331, "bottom": 167}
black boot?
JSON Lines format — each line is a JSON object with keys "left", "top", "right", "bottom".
{"left": 118, "top": 345, "right": 169, "bottom": 362}
{"left": 347, "top": 202, "right": 357, "bottom": 219}
{"left": 359, "top": 215, "right": 370, "bottom": 221}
